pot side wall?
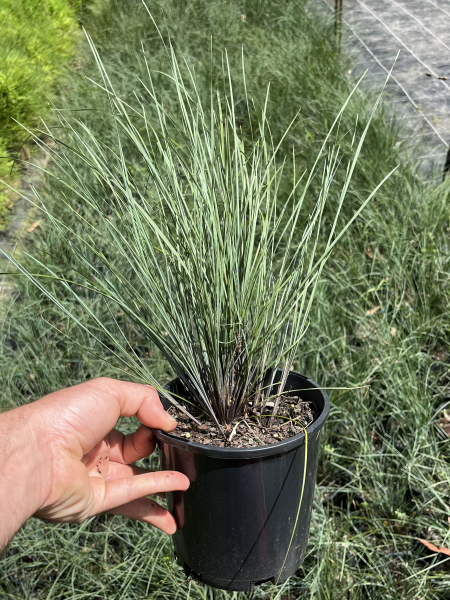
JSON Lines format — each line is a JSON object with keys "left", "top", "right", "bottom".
{"left": 157, "top": 371, "right": 329, "bottom": 592}
{"left": 161, "top": 430, "right": 322, "bottom": 589}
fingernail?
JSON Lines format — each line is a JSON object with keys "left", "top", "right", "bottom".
{"left": 167, "top": 414, "right": 177, "bottom": 423}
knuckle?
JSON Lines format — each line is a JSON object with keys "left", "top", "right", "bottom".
{"left": 91, "top": 376, "right": 114, "bottom": 388}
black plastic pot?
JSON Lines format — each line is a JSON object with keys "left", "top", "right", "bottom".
{"left": 155, "top": 371, "right": 330, "bottom": 592}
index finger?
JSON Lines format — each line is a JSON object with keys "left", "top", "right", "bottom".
{"left": 38, "top": 377, "right": 177, "bottom": 455}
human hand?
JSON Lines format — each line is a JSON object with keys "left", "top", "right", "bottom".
{"left": 0, "top": 378, "right": 189, "bottom": 550}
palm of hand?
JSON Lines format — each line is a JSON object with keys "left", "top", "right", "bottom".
{"left": 32, "top": 378, "right": 188, "bottom": 534}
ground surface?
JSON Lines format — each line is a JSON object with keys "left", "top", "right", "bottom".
{"left": 1, "top": 1, "right": 450, "bottom": 599}
{"left": 321, "top": 0, "right": 450, "bottom": 174}
{"left": 0, "top": 151, "right": 48, "bottom": 304}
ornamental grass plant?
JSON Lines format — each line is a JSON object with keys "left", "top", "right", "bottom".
{"left": 3, "top": 30, "right": 392, "bottom": 438}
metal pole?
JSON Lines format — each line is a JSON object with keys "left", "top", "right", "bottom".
{"left": 335, "top": 0, "right": 343, "bottom": 47}
{"left": 443, "top": 146, "right": 450, "bottom": 180}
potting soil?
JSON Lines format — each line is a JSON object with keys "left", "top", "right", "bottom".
{"left": 167, "top": 396, "right": 315, "bottom": 447}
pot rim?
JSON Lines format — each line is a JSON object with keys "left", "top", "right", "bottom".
{"left": 155, "top": 371, "right": 330, "bottom": 459}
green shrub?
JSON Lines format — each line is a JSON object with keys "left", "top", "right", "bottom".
{"left": 0, "top": 0, "right": 76, "bottom": 147}
{"left": 0, "top": 0, "right": 78, "bottom": 225}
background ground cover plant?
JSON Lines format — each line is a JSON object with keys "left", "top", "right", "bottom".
{"left": 1, "top": 0, "right": 450, "bottom": 598}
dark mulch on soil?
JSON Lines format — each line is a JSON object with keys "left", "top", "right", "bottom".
{"left": 168, "top": 396, "right": 315, "bottom": 447}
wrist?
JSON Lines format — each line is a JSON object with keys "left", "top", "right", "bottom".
{"left": 0, "top": 404, "right": 52, "bottom": 550}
